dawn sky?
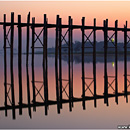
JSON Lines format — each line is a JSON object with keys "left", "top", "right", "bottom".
{"left": 0, "top": 1, "right": 130, "bottom": 48}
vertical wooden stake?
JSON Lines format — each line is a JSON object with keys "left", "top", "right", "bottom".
{"left": 18, "top": 15, "right": 23, "bottom": 115}
{"left": 3, "top": 14, "right": 7, "bottom": 116}
{"left": 55, "top": 15, "right": 60, "bottom": 114}
{"left": 32, "top": 17, "right": 36, "bottom": 111}
{"left": 115, "top": 20, "right": 118, "bottom": 104}
{"left": 82, "top": 17, "right": 85, "bottom": 110}
{"left": 43, "top": 14, "right": 48, "bottom": 115}
{"left": 26, "top": 12, "right": 30, "bottom": 65}
{"left": 68, "top": 16, "right": 72, "bottom": 111}
{"left": 59, "top": 18, "right": 62, "bottom": 109}
{"left": 124, "top": 21, "right": 128, "bottom": 103}
{"left": 70, "top": 18, "right": 73, "bottom": 108}
{"left": 104, "top": 19, "right": 108, "bottom": 106}
{"left": 93, "top": 18, "right": 97, "bottom": 108}
{"left": 10, "top": 12, "right": 15, "bottom": 119}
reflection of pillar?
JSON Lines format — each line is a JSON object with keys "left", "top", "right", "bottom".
{"left": 10, "top": 12, "right": 15, "bottom": 119}
{"left": 32, "top": 17, "right": 36, "bottom": 111}
{"left": 115, "top": 20, "right": 118, "bottom": 104}
{"left": 26, "top": 12, "right": 30, "bottom": 65}
{"left": 70, "top": 18, "right": 73, "bottom": 108}
{"left": 104, "top": 19, "right": 108, "bottom": 106}
{"left": 93, "top": 18, "right": 97, "bottom": 108}
{"left": 58, "top": 18, "right": 62, "bottom": 109}
{"left": 43, "top": 14, "right": 48, "bottom": 115}
{"left": 18, "top": 15, "right": 23, "bottom": 115}
{"left": 55, "top": 15, "right": 60, "bottom": 114}
{"left": 82, "top": 17, "right": 85, "bottom": 110}
{"left": 124, "top": 21, "right": 128, "bottom": 102}
{"left": 3, "top": 14, "right": 7, "bottom": 117}
{"left": 26, "top": 65, "right": 32, "bottom": 118}
{"left": 68, "top": 16, "right": 72, "bottom": 111}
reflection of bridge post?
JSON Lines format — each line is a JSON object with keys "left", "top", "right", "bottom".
{"left": 124, "top": 21, "right": 128, "bottom": 102}
{"left": 58, "top": 18, "right": 62, "bottom": 109}
{"left": 32, "top": 17, "right": 36, "bottom": 111}
{"left": 26, "top": 65, "right": 32, "bottom": 118}
{"left": 104, "top": 19, "right": 108, "bottom": 106}
{"left": 70, "top": 18, "right": 73, "bottom": 108}
{"left": 68, "top": 16, "right": 73, "bottom": 111}
{"left": 18, "top": 15, "right": 23, "bottom": 115}
{"left": 10, "top": 12, "right": 16, "bottom": 119}
{"left": 81, "top": 18, "right": 97, "bottom": 108}
{"left": 115, "top": 20, "right": 118, "bottom": 104}
{"left": 93, "top": 19, "right": 97, "bottom": 108}
{"left": 26, "top": 13, "right": 32, "bottom": 117}
{"left": 43, "top": 14, "right": 48, "bottom": 115}
{"left": 55, "top": 15, "right": 60, "bottom": 114}
{"left": 55, "top": 16, "right": 73, "bottom": 112}
{"left": 3, "top": 14, "right": 7, "bottom": 117}
{"left": 81, "top": 17, "right": 85, "bottom": 110}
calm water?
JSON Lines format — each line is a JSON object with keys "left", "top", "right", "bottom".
{"left": 0, "top": 53, "right": 130, "bottom": 129}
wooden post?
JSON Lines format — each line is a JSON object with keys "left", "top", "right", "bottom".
{"left": 3, "top": 14, "right": 7, "bottom": 116}
{"left": 32, "top": 17, "right": 36, "bottom": 111}
{"left": 55, "top": 15, "right": 60, "bottom": 114}
{"left": 124, "top": 21, "right": 128, "bottom": 103}
{"left": 93, "top": 18, "right": 97, "bottom": 108}
{"left": 18, "top": 15, "right": 23, "bottom": 115}
{"left": 115, "top": 20, "right": 118, "bottom": 104}
{"left": 43, "top": 14, "right": 48, "bottom": 115}
{"left": 59, "top": 18, "right": 62, "bottom": 109}
{"left": 82, "top": 17, "right": 85, "bottom": 110}
{"left": 68, "top": 16, "right": 72, "bottom": 111}
{"left": 70, "top": 18, "right": 73, "bottom": 107}
{"left": 10, "top": 12, "right": 15, "bottom": 119}
{"left": 104, "top": 19, "right": 108, "bottom": 106}
{"left": 26, "top": 12, "right": 30, "bottom": 65}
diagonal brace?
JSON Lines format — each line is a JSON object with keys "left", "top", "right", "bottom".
{"left": 84, "top": 30, "right": 94, "bottom": 46}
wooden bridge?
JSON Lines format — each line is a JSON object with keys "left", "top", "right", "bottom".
{"left": 1, "top": 12, "right": 130, "bottom": 119}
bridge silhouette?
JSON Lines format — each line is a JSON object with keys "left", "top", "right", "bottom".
{"left": 1, "top": 12, "right": 130, "bottom": 119}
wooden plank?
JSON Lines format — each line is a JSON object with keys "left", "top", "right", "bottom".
{"left": 1, "top": 20, "right": 130, "bottom": 31}
{"left": 0, "top": 92, "right": 129, "bottom": 111}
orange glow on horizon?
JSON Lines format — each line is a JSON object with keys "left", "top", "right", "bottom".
{"left": 0, "top": 1, "right": 130, "bottom": 28}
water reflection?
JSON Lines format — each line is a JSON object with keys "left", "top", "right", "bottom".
{"left": 48, "top": 53, "right": 130, "bottom": 63}
{"left": 0, "top": 53, "right": 130, "bottom": 120}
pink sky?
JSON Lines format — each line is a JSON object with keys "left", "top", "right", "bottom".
{"left": 0, "top": 1, "right": 129, "bottom": 45}
{"left": 0, "top": 1, "right": 130, "bottom": 26}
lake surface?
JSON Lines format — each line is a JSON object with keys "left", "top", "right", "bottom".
{"left": 0, "top": 53, "right": 130, "bottom": 129}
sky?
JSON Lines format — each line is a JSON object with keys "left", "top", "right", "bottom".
{"left": 0, "top": 1, "right": 130, "bottom": 49}
{"left": 0, "top": 1, "right": 130, "bottom": 25}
